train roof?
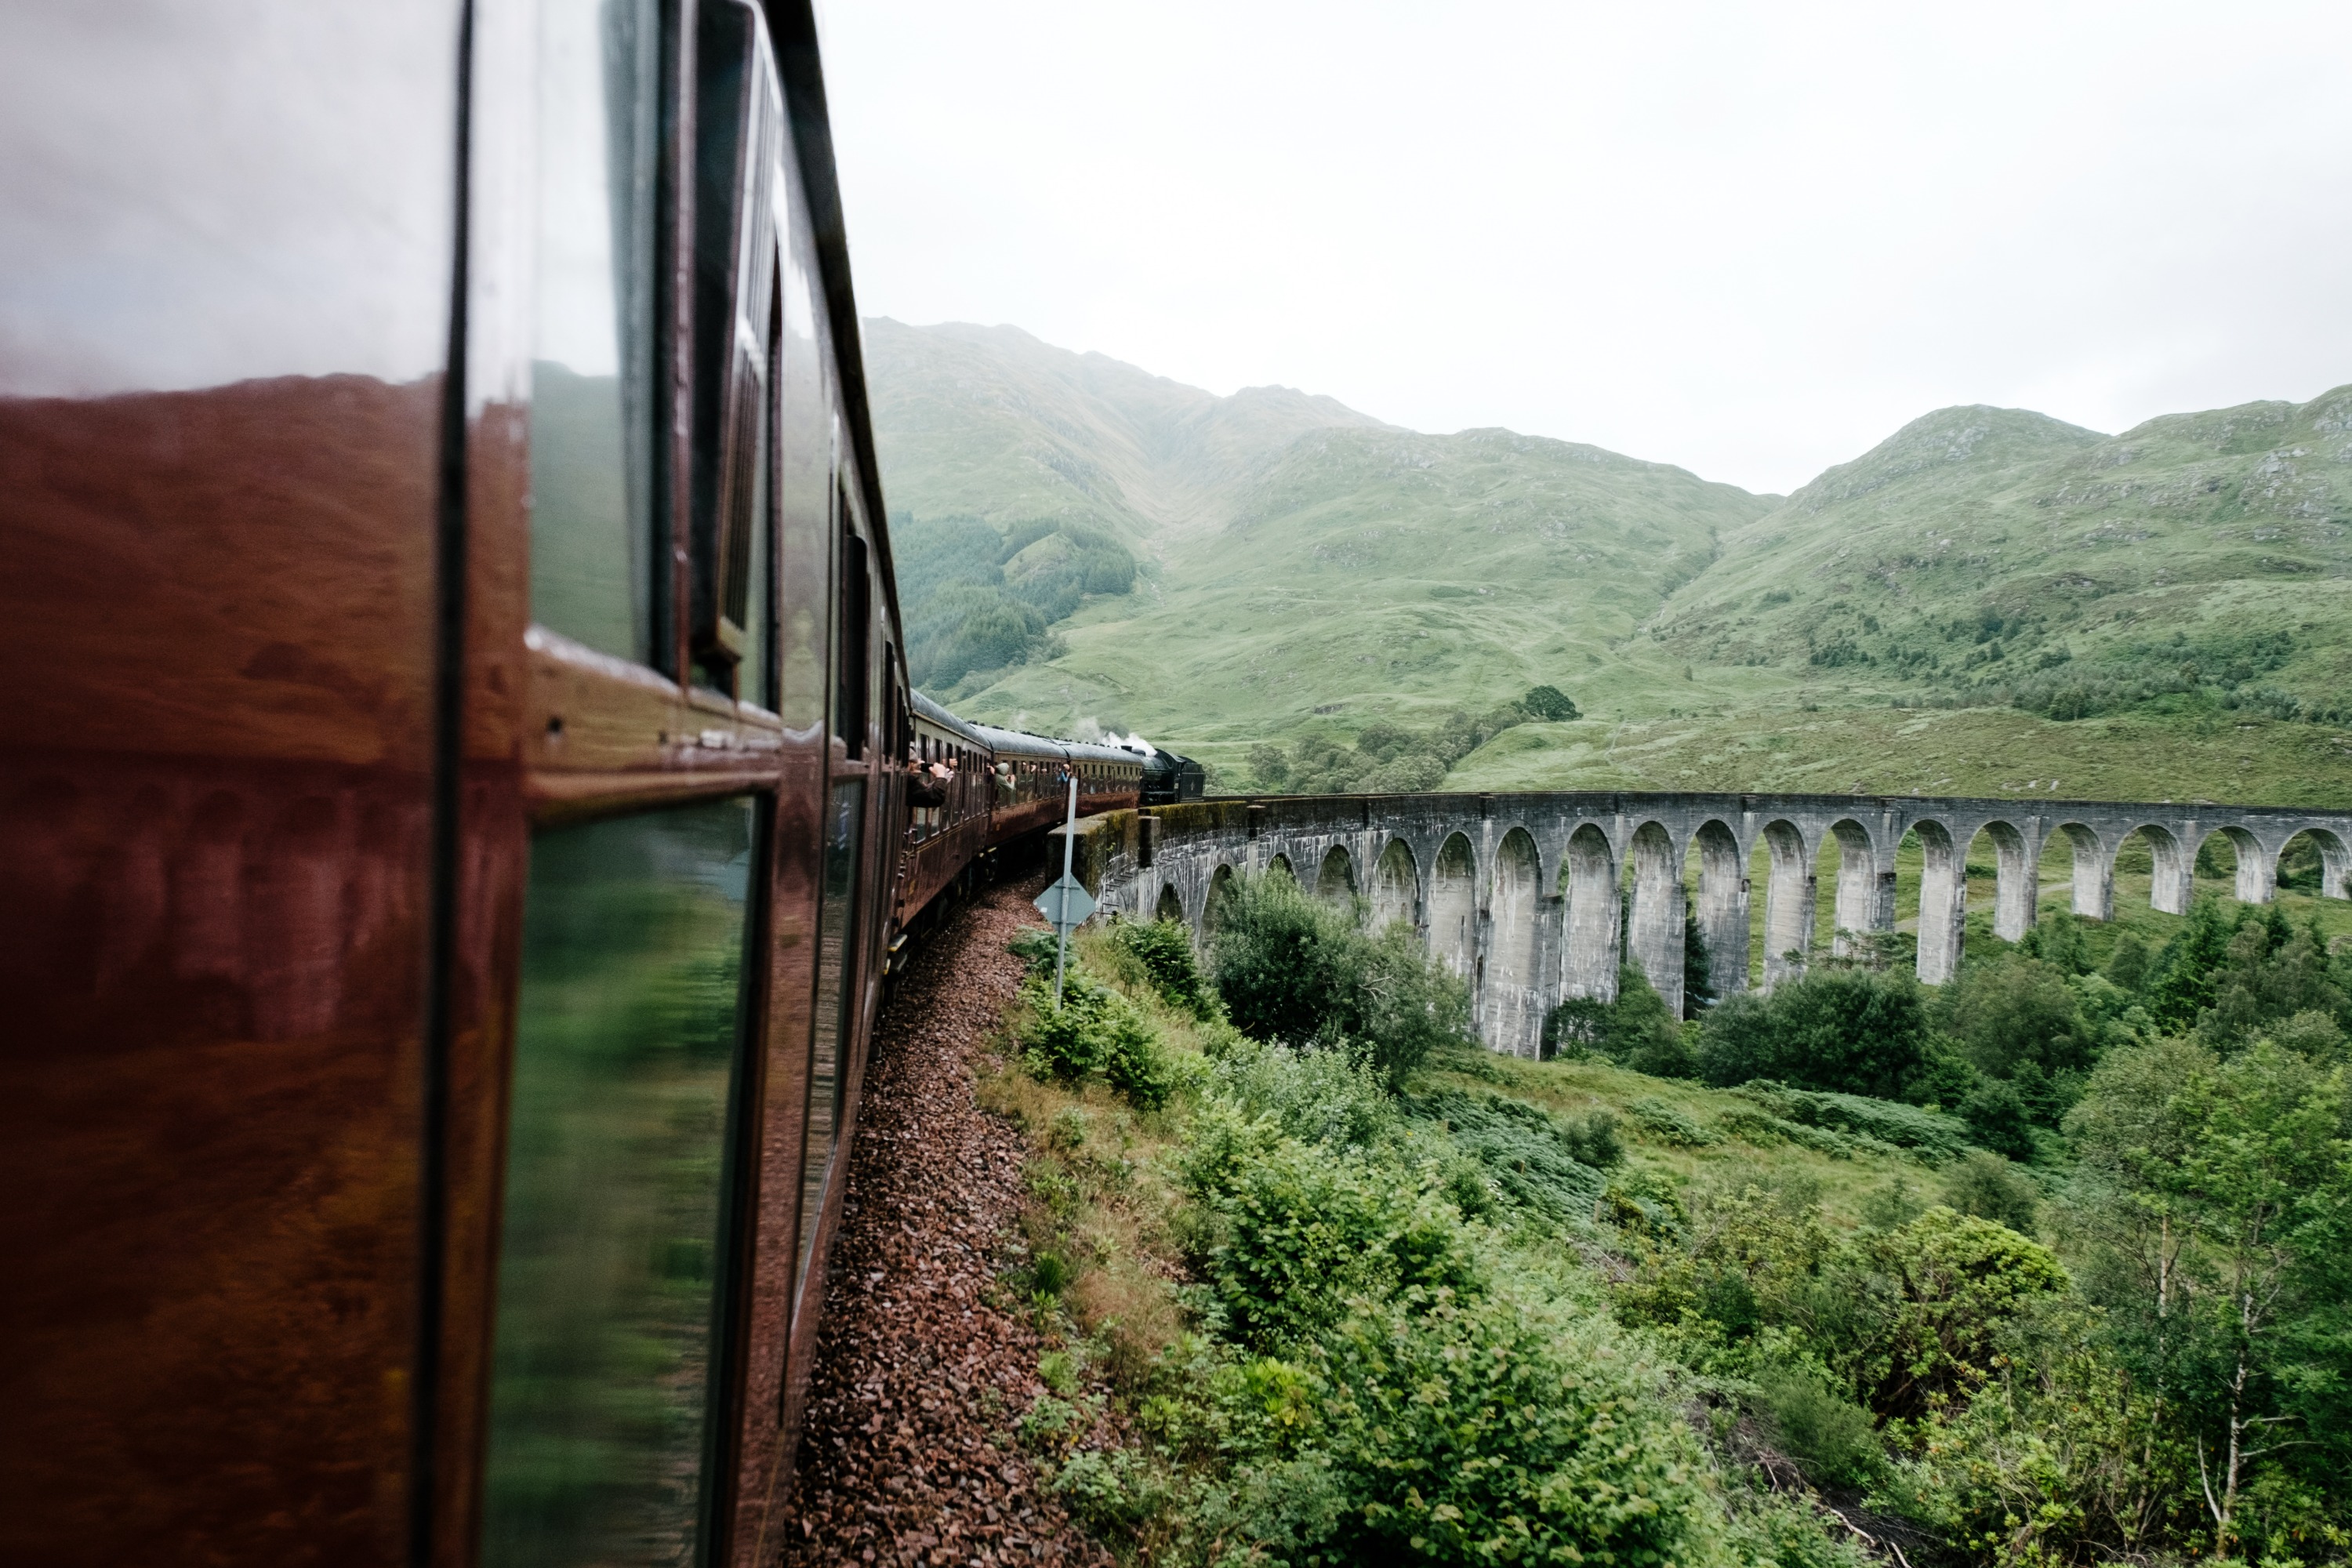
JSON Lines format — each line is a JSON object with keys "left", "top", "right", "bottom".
{"left": 909, "top": 689, "right": 989, "bottom": 750}
{"left": 964, "top": 721, "right": 1149, "bottom": 768}
{"left": 967, "top": 722, "right": 1068, "bottom": 762}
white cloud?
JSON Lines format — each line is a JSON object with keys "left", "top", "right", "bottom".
{"left": 818, "top": 0, "right": 2352, "bottom": 494}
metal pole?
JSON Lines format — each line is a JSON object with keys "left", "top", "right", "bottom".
{"left": 1054, "top": 770, "right": 1077, "bottom": 1007}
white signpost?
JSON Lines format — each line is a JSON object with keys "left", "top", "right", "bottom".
{"left": 1033, "top": 772, "right": 1095, "bottom": 1006}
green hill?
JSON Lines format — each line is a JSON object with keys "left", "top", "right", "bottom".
{"left": 1465, "top": 393, "right": 2352, "bottom": 804}
{"left": 866, "top": 320, "right": 2352, "bottom": 804}
{"left": 957, "top": 424, "right": 1769, "bottom": 747}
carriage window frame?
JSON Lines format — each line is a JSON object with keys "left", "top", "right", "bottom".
{"left": 688, "top": 0, "right": 784, "bottom": 700}
{"left": 499, "top": 3, "right": 827, "bottom": 1566}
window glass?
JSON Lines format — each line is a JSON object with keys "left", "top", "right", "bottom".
{"left": 529, "top": 0, "right": 661, "bottom": 663}
{"left": 794, "top": 777, "right": 862, "bottom": 1303}
{"left": 774, "top": 222, "right": 826, "bottom": 734}
{"left": 482, "top": 797, "right": 758, "bottom": 1567}
{"left": 739, "top": 308, "right": 775, "bottom": 706}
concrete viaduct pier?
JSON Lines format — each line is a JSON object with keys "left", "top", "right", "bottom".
{"left": 1065, "top": 790, "right": 2352, "bottom": 1058}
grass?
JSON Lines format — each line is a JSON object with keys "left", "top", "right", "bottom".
{"left": 1445, "top": 702, "right": 2352, "bottom": 806}
{"left": 1422, "top": 1048, "right": 1933, "bottom": 1233}
{"left": 977, "top": 929, "right": 1208, "bottom": 1401}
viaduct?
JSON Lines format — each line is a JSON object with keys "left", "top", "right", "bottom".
{"left": 1062, "top": 790, "right": 2352, "bottom": 1059}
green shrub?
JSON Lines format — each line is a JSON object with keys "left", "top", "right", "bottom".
{"left": 1178, "top": 1105, "right": 1478, "bottom": 1350}
{"left": 1048, "top": 1446, "right": 1170, "bottom": 1535}
{"left": 1406, "top": 1088, "right": 1614, "bottom": 1221}
{"left": 1294, "top": 1286, "right": 1725, "bottom": 1566}
{"left": 1756, "top": 1366, "right": 1885, "bottom": 1489}
{"left": 1521, "top": 683, "right": 1581, "bottom": 721}
{"left": 1210, "top": 1036, "right": 1396, "bottom": 1151}
{"left": 1846, "top": 1207, "right": 2069, "bottom": 1423}
{"left": 1210, "top": 869, "right": 1472, "bottom": 1084}
{"left": 1018, "top": 971, "right": 1181, "bottom": 1109}
{"left": 1627, "top": 1095, "right": 1720, "bottom": 1146}
{"left": 1008, "top": 925, "right": 1061, "bottom": 975}
{"left": 1697, "top": 967, "right": 1930, "bottom": 1099}
{"left": 1107, "top": 916, "right": 1220, "bottom": 1020}
{"left": 1955, "top": 1073, "right": 2037, "bottom": 1161}
{"left": 1936, "top": 1150, "right": 2040, "bottom": 1233}
{"left": 1547, "top": 966, "right": 1690, "bottom": 1074}
{"left": 1937, "top": 955, "right": 2103, "bottom": 1080}
{"left": 1732, "top": 1080, "right": 1973, "bottom": 1159}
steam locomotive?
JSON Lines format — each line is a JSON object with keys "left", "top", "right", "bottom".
{"left": 0, "top": 4, "right": 1197, "bottom": 1564}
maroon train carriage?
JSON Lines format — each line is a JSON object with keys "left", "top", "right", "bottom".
{"left": 0, "top": 2, "right": 1164, "bottom": 1564}
{"left": 971, "top": 721, "right": 1147, "bottom": 846}
{"left": 898, "top": 689, "right": 995, "bottom": 927}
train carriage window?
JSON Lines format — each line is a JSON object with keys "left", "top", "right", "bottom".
{"left": 691, "top": 0, "right": 781, "bottom": 699}
{"left": 793, "top": 778, "right": 863, "bottom": 1307}
{"left": 483, "top": 797, "right": 760, "bottom": 1567}
{"left": 528, "top": 0, "right": 662, "bottom": 664}
{"left": 832, "top": 513, "right": 869, "bottom": 759}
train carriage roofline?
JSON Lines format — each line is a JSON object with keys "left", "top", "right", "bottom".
{"left": 910, "top": 688, "right": 990, "bottom": 750}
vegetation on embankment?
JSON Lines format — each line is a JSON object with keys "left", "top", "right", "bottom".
{"left": 982, "top": 869, "right": 2352, "bottom": 1567}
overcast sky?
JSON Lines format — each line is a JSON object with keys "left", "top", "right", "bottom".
{"left": 820, "top": 1, "right": 2352, "bottom": 495}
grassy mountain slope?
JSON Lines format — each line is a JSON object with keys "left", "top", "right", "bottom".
{"left": 948, "top": 424, "right": 1774, "bottom": 745}
{"left": 864, "top": 318, "right": 1387, "bottom": 543}
{"left": 1649, "top": 395, "right": 2352, "bottom": 704}
{"left": 1443, "top": 392, "right": 2352, "bottom": 803}
{"left": 866, "top": 320, "right": 2352, "bottom": 804}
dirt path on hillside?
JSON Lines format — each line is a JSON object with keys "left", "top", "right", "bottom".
{"left": 777, "top": 876, "right": 1109, "bottom": 1568}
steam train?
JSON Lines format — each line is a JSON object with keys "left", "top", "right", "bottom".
{"left": 0, "top": 4, "right": 1196, "bottom": 1565}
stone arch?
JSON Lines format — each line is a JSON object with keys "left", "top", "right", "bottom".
{"left": 1155, "top": 881, "right": 1185, "bottom": 923}
{"left": 1823, "top": 818, "right": 1888, "bottom": 958}
{"left": 1625, "top": 821, "right": 1685, "bottom": 1015}
{"left": 1759, "top": 820, "right": 1813, "bottom": 988}
{"left": 1687, "top": 819, "right": 1745, "bottom": 1001}
{"left": 1969, "top": 821, "right": 2035, "bottom": 942}
{"left": 1911, "top": 819, "right": 1965, "bottom": 984}
{"left": 2050, "top": 821, "right": 2111, "bottom": 920}
{"left": 1430, "top": 832, "right": 1477, "bottom": 981}
{"left": 1371, "top": 837, "right": 1419, "bottom": 933}
{"left": 1316, "top": 844, "right": 1357, "bottom": 903}
{"left": 2124, "top": 824, "right": 2194, "bottom": 915}
{"left": 1204, "top": 862, "right": 1238, "bottom": 934}
{"left": 2197, "top": 824, "right": 2274, "bottom": 904}
{"left": 1267, "top": 851, "right": 1294, "bottom": 883}
{"left": 1487, "top": 829, "right": 1542, "bottom": 1056}
{"left": 1563, "top": 824, "right": 1619, "bottom": 999}
{"left": 2279, "top": 826, "right": 2352, "bottom": 902}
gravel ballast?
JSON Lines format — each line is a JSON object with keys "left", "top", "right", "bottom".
{"left": 779, "top": 875, "right": 1109, "bottom": 1568}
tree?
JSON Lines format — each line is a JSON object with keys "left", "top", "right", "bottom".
{"left": 2065, "top": 1039, "right": 2352, "bottom": 1552}
{"left": 1695, "top": 967, "right": 1929, "bottom": 1099}
{"left": 1246, "top": 742, "right": 1289, "bottom": 786}
{"left": 2146, "top": 897, "right": 2238, "bottom": 1032}
{"left": 1521, "top": 684, "right": 1581, "bottom": 722}
{"left": 1547, "top": 966, "right": 1688, "bottom": 1075}
{"left": 1938, "top": 955, "right": 2102, "bottom": 1082}
{"left": 1209, "top": 869, "right": 1471, "bottom": 1085}
{"left": 2200, "top": 914, "right": 2346, "bottom": 1047}
{"left": 1938, "top": 1150, "right": 2041, "bottom": 1234}
{"left": 1681, "top": 903, "right": 1715, "bottom": 1020}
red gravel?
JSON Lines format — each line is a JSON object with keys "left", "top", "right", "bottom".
{"left": 779, "top": 876, "right": 1112, "bottom": 1568}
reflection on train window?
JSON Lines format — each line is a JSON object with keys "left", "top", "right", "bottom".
{"left": 528, "top": 0, "right": 662, "bottom": 664}
{"left": 794, "top": 777, "right": 862, "bottom": 1306}
{"left": 833, "top": 517, "right": 869, "bottom": 759}
{"left": 482, "top": 797, "right": 757, "bottom": 1567}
